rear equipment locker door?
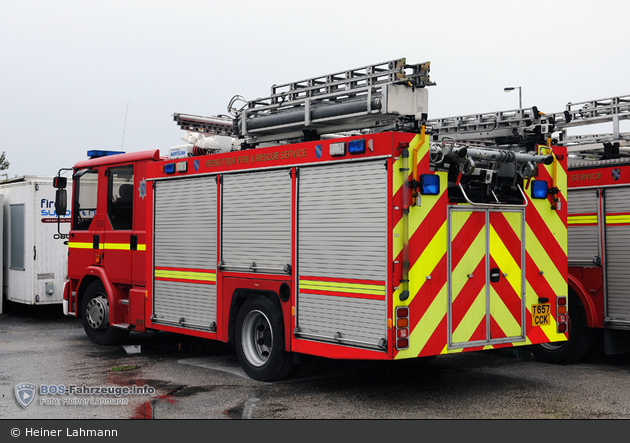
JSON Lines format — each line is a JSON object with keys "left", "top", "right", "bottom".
{"left": 448, "top": 207, "right": 525, "bottom": 348}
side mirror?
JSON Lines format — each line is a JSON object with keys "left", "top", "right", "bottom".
{"left": 53, "top": 176, "right": 67, "bottom": 189}
{"left": 55, "top": 189, "right": 67, "bottom": 216}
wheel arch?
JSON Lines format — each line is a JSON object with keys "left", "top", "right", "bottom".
{"left": 567, "top": 273, "right": 598, "bottom": 328}
{"left": 75, "top": 267, "right": 125, "bottom": 321}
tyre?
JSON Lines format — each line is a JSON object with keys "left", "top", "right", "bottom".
{"left": 235, "top": 297, "right": 294, "bottom": 382}
{"left": 81, "top": 281, "right": 129, "bottom": 345}
{"left": 531, "top": 291, "right": 598, "bottom": 364}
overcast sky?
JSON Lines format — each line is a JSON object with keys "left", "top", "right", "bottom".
{"left": 1, "top": 0, "right": 629, "bottom": 178}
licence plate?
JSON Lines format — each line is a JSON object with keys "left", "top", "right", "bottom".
{"left": 532, "top": 303, "right": 551, "bottom": 326}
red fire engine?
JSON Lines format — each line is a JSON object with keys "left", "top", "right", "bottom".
{"left": 55, "top": 59, "right": 569, "bottom": 381}
{"left": 429, "top": 94, "right": 630, "bottom": 364}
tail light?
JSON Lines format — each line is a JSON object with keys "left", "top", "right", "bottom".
{"left": 557, "top": 296, "right": 567, "bottom": 333}
{"left": 395, "top": 306, "right": 410, "bottom": 350}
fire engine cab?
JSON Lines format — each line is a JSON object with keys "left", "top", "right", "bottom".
{"left": 55, "top": 58, "right": 569, "bottom": 381}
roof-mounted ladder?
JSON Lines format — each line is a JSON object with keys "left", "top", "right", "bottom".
{"left": 229, "top": 57, "right": 435, "bottom": 145}
{"left": 428, "top": 94, "right": 630, "bottom": 153}
{"left": 427, "top": 106, "right": 553, "bottom": 147}
{"left": 550, "top": 95, "right": 630, "bottom": 153}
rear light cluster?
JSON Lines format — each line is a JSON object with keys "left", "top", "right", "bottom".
{"left": 557, "top": 296, "right": 567, "bottom": 333}
{"left": 395, "top": 306, "right": 410, "bottom": 350}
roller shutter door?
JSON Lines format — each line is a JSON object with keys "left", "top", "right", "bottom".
{"left": 567, "top": 188, "right": 600, "bottom": 265}
{"left": 152, "top": 176, "right": 217, "bottom": 330}
{"left": 604, "top": 187, "right": 630, "bottom": 323}
{"left": 221, "top": 169, "right": 292, "bottom": 274}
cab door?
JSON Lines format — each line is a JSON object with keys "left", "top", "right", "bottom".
{"left": 103, "top": 164, "right": 135, "bottom": 285}
{"left": 68, "top": 168, "right": 102, "bottom": 285}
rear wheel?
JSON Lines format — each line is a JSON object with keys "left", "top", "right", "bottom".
{"left": 531, "top": 291, "right": 597, "bottom": 364}
{"left": 81, "top": 281, "right": 129, "bottom": 345}
{"left": 235, "top": 297, "right": 294, "bottom": 382}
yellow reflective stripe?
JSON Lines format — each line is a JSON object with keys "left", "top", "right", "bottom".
{"left": 103, "top": 243, "right": 131, "bottom": 250}
{"left": 299, "top": 279, "right": 385, "bottom": 296}
{"left": 606, "top": 214, "right": 630, "bottom": 224}
{"left": 568, "top": 215, "right": 598, "bottom": 225}
{"left": 154, "top": 269, "right": 216, "bottom": 282}
{"left": 68, "top": 242, "right": 95, "bottom": 249}
{"left": 68, "top": 242, "right": 146, "bottom": 251}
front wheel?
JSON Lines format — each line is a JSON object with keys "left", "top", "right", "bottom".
{"left": 531, "top": 291, "right": 597, "bottom": 364}
{"left": 81, "top": 281, "right": 129, "bottom": 345}
{"left": 235, "top": 297, "right": 294, "bottom": 382}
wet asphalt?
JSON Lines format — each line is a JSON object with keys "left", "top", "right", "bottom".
{"left": 2, "top": 305, "right": 630, "bottom": 420}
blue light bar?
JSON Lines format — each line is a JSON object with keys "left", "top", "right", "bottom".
{"left": 163, "top": 163, "right": 176, "bottom": 174}
{"left": 87, "top": 150, "right": 125, "bottom": 159}
{"left": 531, "top": 180, "right": 548, "bottom": 199}
{"left": 348, "top": 139, "right": 366, "bottom": 155}
{"left": 420, "top": 174, "right": 440, "bottom": 195}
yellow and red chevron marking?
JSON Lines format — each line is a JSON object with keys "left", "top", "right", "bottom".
{"left": 487, "top": 211, "right": 525, "bottom": 340}
{"left": 393, "top": 134, "right": 450, "bottom": 359}
{"left": 450, "top": 210, "right": 488, "bottom": 345}
{"left": 445, "top": 209, "right": 525, "bottom": 348}
{"left": 393, "top": 141, "right": 568, "bottom": 359}
{"left": 299, "top": 276, "right": 386, "bottom": 300}
{"left": 522, "top": 150, "right": 568, "bottom": 347}
{"left": 154, "top": 267, "right": 216, "bottom": 285}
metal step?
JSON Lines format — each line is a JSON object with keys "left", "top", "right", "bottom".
{"left": 111, "top": 323, "right": 130, "bottom": 330}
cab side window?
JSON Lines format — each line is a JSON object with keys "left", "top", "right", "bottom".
{"left": 108, "top": 165, "right": 134, "bottom": 230}
{"left": 73, "top": 169, "right": 99, "bottom": 231}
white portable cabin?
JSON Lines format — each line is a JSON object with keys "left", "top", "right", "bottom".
{"left": 0, "top": 176, "right": 70, "bottom": 312}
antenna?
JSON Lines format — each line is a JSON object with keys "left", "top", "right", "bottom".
{"left": 121, "top": 100, "right": 129, "bottom": 150}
